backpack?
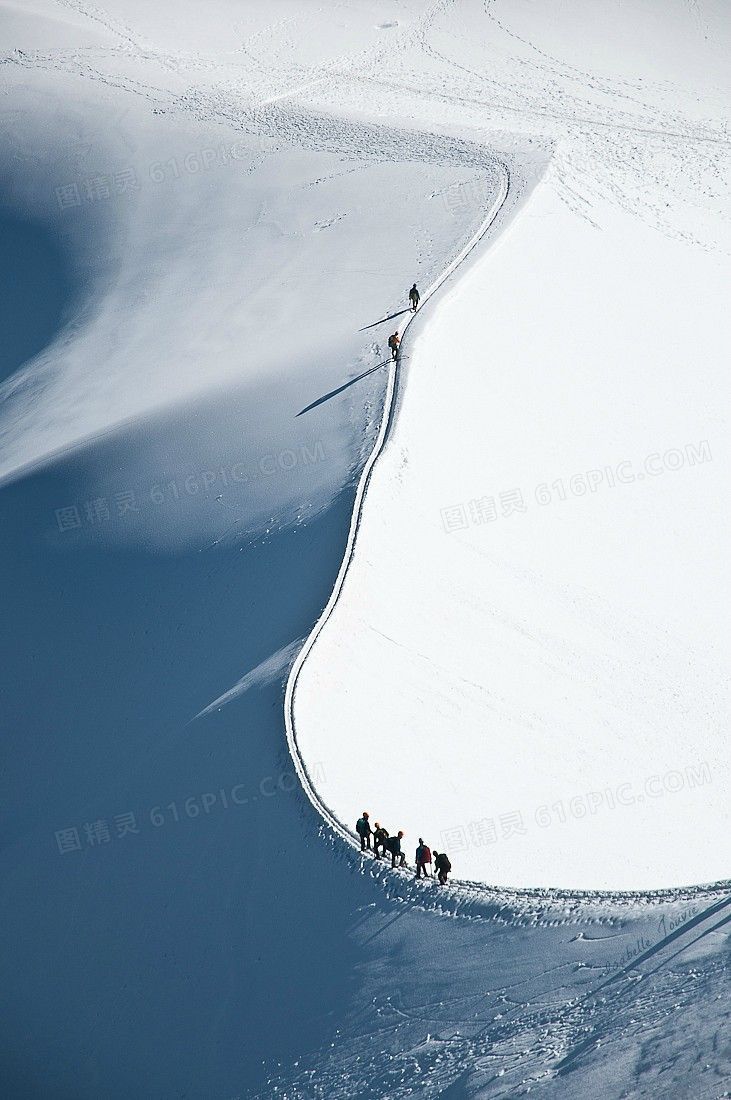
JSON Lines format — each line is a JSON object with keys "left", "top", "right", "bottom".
{"left": 356, "top": 817, "right": 366, "bottom": 834}
{"left": 422, "top": 846, "right": 432, "bottom": 863}
{"left": 442, "top": 856, "right": 451, "bottom": 872}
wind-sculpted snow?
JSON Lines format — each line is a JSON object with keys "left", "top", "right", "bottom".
{"left": 192, "top": 638, "right": 303, "bottom": 722}
{"left": 1, "top": 2, "right": 729, "bottom": 1098}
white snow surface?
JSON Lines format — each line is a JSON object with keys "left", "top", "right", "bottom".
{"left": 0, "top": 0, "right": 499, "bottom": 556}
{"left": 291, "top": 1, "right": 731, "bottom": 890}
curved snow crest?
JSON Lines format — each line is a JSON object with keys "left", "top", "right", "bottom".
{"left": 313, "top": 823, "right": 731, "bottom": 924}
{"left": 285, "top": 159, "right": 731, "bottom": 912}
{"left": 284, "top": 161, "right": 511, "bottom": 897}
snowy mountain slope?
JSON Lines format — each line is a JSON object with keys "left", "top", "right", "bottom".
{"left": 292, "top": 1, "right": 731, "bottom": 890}
{"left": 255, "top": 871, "right": 731, "bottom": 1099}
{"left": 0, "top": 82, "right": 495, "bottom": 505}
{"left": 1, "top": 2, "right": 730, "bottom": 1098}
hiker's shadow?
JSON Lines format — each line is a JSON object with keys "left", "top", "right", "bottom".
{"left": 297, "top": 361, "right": 389, "bottom": 416}
{"left": 358, "top": 308, "right": 410, "bottom": 332}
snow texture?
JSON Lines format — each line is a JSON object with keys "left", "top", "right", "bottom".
{"left": 1, "top": 2, "right": 729, "bottom": 1098}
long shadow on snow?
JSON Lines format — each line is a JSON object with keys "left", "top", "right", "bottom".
{"left": 0, "top": 425, "right": 394, "bottom": 1098}
{"left": 297, "top": 361, "right": 389, "bottom": 416}
{"left": 358, "top": 308, "right": 411, "bottom": 332}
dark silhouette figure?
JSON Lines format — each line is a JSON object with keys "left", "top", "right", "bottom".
{"left": 385, "top": 830, "right": 406, "bottom": 868}
{"left": 433, "top": 850, "right": 451, "bottom": 885}
{"left": 373, "top": 823, "right": 389, "bottom": 859}
{"left": 409, "top": 283, "right": 420, "bottom": 311}
{"left": 356, "top": 812, "right": 371, "bottom": 851}
{"left": 415, "top": 838, "right": 432, "bottom": 878}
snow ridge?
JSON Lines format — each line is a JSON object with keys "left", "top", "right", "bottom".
{"left": 284, "top": 160, "right": 509, "bottom": 890}
{"left": 284, "top": 158, "right": 731, "bottom": 915}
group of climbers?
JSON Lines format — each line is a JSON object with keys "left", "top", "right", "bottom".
{"left": 356, "top": 281, "right": 463, "bottom": 888}
{"left": 355, "top": 811, "right": 452, "bottom": 885}
{"left": 388, "top": 283, "right": 420, "bottom": 361}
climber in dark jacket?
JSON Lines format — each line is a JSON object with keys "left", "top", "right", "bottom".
{"left": 408, "top": 283, "right": 420, "bottom": 311}
{"left": 385, "top": 830, "right": 406, "bottom": 868}
{"left": 415, "top": 838, "right": 432, "bottom": 878}
{"left": 356, "top": 811, "right": 372, "bottom": 851}
{"left": 433, "top": 850, "right": 451, "bottom": 885}
{"left": 373, "top": 823, "right": 389, "bottom": 858}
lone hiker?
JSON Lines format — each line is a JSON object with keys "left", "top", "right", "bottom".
{"left": 409, "top": 283, "right": 420, "bottom": 311}
{"left": 433, "top": 850, "right": 451, "bottom": 885}
{"left": 356, "top": 811, "right": 372, "bottom": 851}
{"left": 385, "top": 830, "right": 406, "bottom": 868}
{"left": 373, "top": 822, "right": 389, "bottom": 859}
{"left": 415, "top": 838, "right": 432, "bottom": 879}
{"left": 388, "top": 331, "right": 400, "bottom": 360}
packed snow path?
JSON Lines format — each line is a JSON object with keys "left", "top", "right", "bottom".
{"left": 284, "top": 160, "right": 514, "bottom": 884}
